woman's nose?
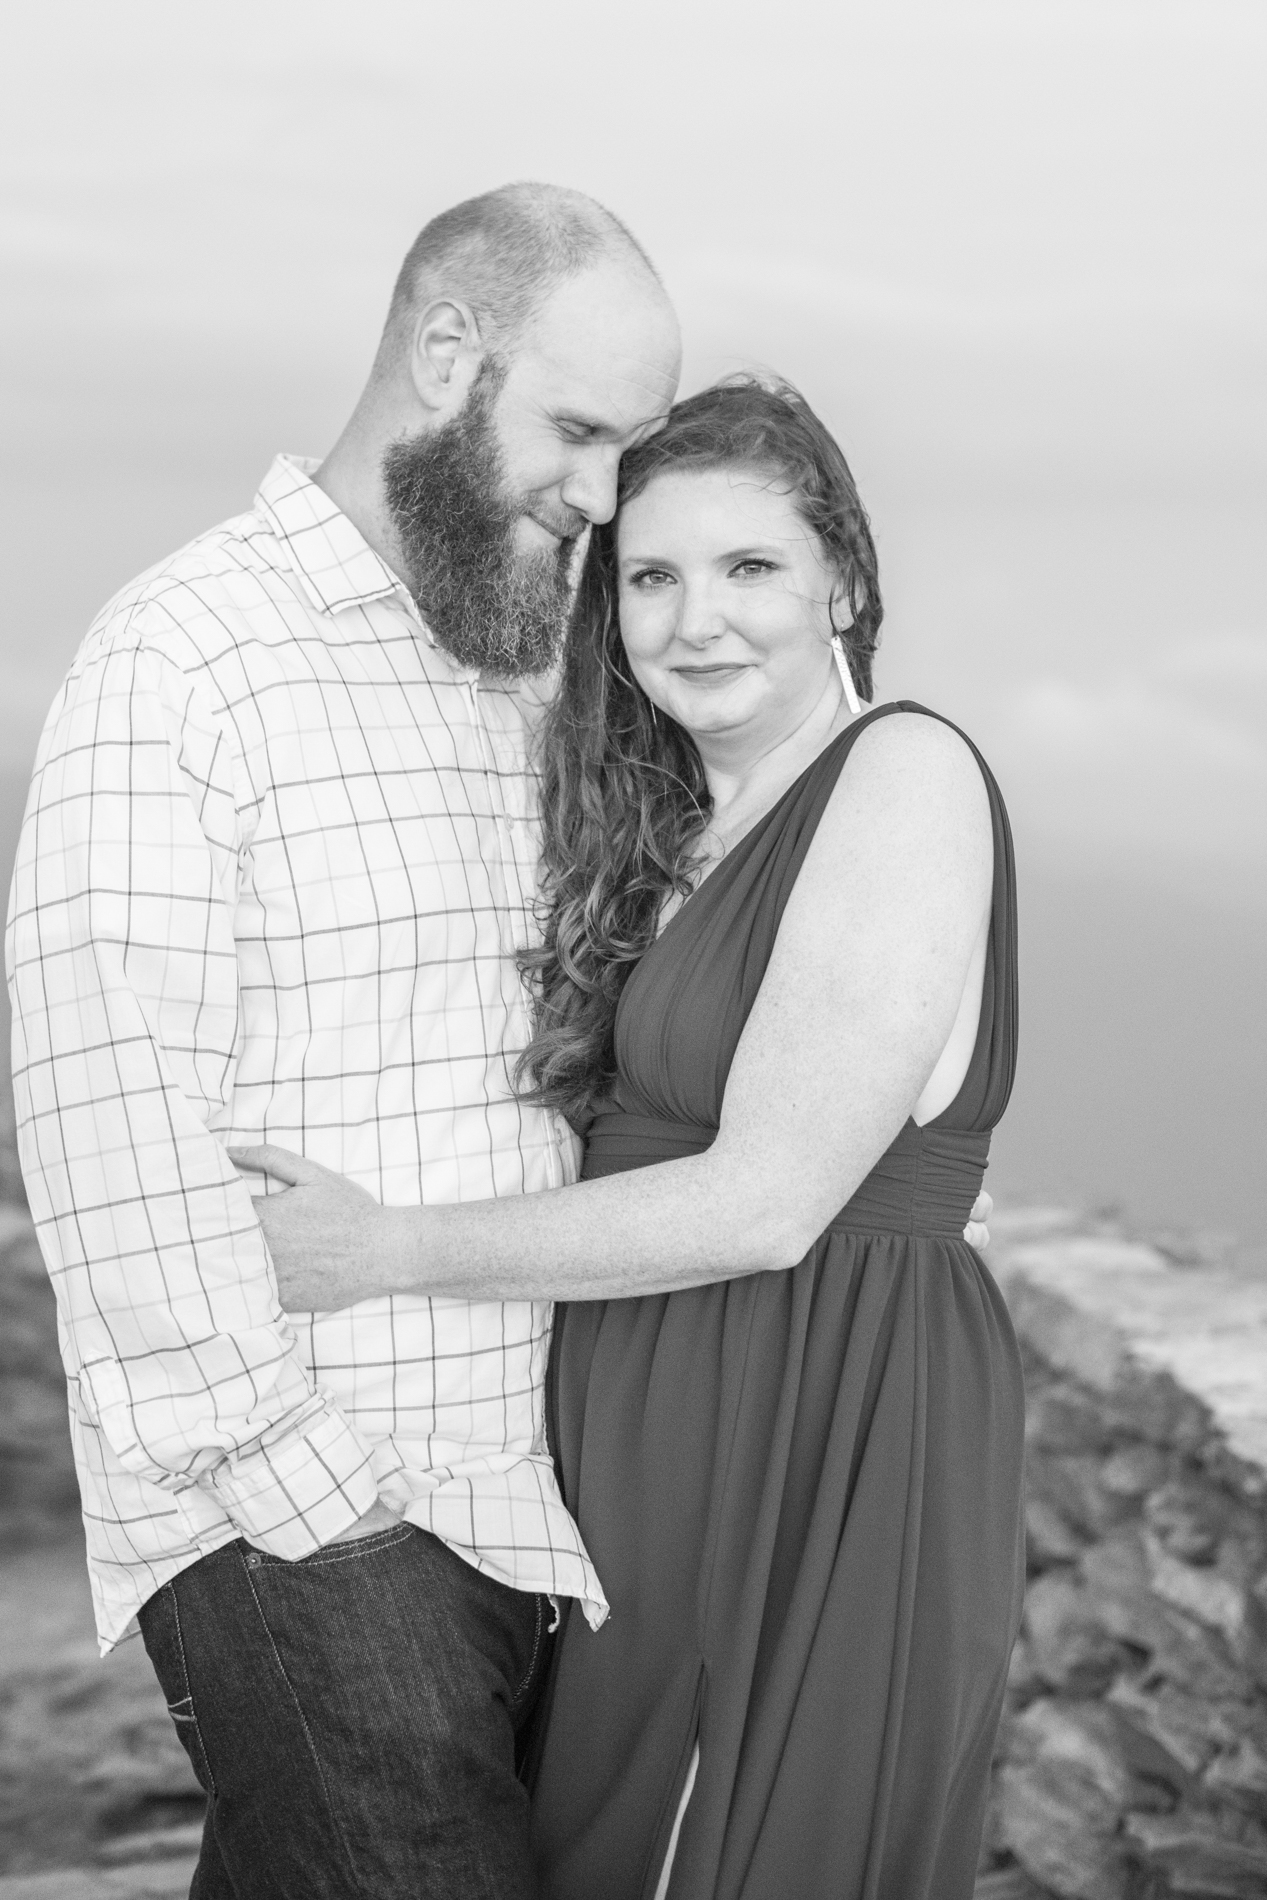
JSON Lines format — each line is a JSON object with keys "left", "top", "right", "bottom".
{"left": 678, "top": 587, "right": 728, "bottom": 646}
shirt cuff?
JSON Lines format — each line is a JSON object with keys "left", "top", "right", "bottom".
{"left": 201, "top": 1404, "right": 380, "bottom": 1558}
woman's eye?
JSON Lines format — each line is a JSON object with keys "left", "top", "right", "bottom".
{"left": 732, "top": 558, "right": 776, "bottom": 579}
{"left": 628, "top": 567, "right": 674, "bottom": 589}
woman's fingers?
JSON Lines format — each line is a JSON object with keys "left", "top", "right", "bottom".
{"left": 227, "top": 1143, "right": 325, "bottom": 1188}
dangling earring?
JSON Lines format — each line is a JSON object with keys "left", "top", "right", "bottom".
{"left": 831, "top": 634, "right": 862, "bottom": 717}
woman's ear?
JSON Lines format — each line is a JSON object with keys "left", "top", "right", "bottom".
{"left": 827, "top": 577, "right": 854, "bottom": 639}
{"left": 409, "top": 299, "right": 484, "bottom": 416}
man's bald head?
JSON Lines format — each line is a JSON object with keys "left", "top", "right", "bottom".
{"left": 318, "top": 183, "right": 679, "bottom": 678}
{"left": 375, "top": 181, "right": 662, "bottom": 373}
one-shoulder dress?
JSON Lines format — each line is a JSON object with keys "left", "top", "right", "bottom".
{"left": 528, "top": 704, "right": 1026, "bottom": 1900}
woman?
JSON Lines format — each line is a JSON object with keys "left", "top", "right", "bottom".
{"left": 236, "top": 379, "right": 1025, "bottom": 1900}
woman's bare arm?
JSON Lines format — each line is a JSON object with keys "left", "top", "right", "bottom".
{"left": 236, "top": 713, "right": 994, "bottom": 1307}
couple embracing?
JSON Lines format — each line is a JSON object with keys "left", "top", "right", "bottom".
{"left": 8, "top": 183, "right": 1025, "bottom": 1899}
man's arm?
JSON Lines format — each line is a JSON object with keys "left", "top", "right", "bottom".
{"left": 6, "top": 628, "right": 379, "bottom": 1555}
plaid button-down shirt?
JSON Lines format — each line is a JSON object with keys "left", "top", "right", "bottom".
{"left": 6, "top": 455, "right": 607, "bottom": 1650}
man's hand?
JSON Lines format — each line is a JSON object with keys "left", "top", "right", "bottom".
{"left": 325, "top": 1500, "right": 402, "bottom": 1545}
{"left": 963, "top": 1189, "right": 993, "bottom": 1250}
{"left": 244, "top": 1498, "right": 402, "bottom": 1559}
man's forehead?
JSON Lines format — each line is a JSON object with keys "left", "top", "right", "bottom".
{"left": 510, "top": 268, "right": 681, "bottom": 432}
{"left": 535, "top": 356, "right": 676, "bottom": 436}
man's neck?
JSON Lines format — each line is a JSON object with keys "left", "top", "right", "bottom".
{"left": 312, "top": 388, "right": 419, "bottom": 590}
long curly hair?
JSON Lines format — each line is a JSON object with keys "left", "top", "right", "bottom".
{"left": 517, "top": 375, "right": 883, "bottom": 1125}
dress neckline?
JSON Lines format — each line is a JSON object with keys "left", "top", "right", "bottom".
{"left": 654, "top": 706, "right": 891, "bottom": 949}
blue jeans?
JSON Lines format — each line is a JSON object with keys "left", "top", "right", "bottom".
{"left": 138, "top": 1524, "right": 551, "bottom": 1899}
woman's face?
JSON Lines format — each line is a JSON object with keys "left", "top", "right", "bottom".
{"left": 615, "top": 465, "right": 841, "bottom": 751}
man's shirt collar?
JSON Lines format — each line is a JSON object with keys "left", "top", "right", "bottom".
{"left": 255, "top": 454, "right": 408, "bottom": 619}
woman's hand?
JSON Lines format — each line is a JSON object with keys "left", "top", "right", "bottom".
{"left": 229, "top": 1145, "right": 395, "bottom": 1312}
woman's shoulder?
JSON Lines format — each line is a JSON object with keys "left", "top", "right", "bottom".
{"left": 812, "top": 702, "right": 994, "bottom": 838}
{"left": 821, "top": 700, "right": 989, "bottom": 786}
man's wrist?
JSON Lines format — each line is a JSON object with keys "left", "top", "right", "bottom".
{"left": 324, "top": 1498, "right": 401, "bottom": 1545}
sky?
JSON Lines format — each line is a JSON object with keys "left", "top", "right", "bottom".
{"left": 2, "top": 0, "right": 1265, "bottom": 1242}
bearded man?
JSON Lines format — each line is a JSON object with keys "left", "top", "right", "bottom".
{"left": 7, "top": 183, "right": 681, "bottom": 1899}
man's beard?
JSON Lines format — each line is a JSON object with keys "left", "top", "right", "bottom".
{"left": 381, "top": 362, "right": 581, "bottom": 678}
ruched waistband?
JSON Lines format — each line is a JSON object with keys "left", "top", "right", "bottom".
{"left": 582, "top": 1110, "right": 988, "bottom": 1240}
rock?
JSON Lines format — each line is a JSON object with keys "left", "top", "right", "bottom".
{"left": 1023, "top": 1574, "right": 1128, "bottom": 1696}
{"left": 1008, "top": 1697, "right": 1164, "bottom": 1812}
{"left": 1026, "top": 1497, "right": 1086, "bottom": 1569}
{"left": 1105, "top": 1676, "right": 1219, "bottom": 1783}
{"left": 0, "top": 1865, "right": 199, "bottom": 1898}
{"left": 0, "top": 1216, "right": 78, "bottom": 1541}
{"left": 1028, "top": 1455, "right": 1132, "bottom": 1542}
{"left": 1144, "top": 1482, "right": 1230, "bottom": 1565}
{"left": 96, "top": 1824, "right": 205, "bottom": 1866}
{"left": 1080, "top": 1533, "right": 1249, "bottom": 1700}
{"left": 1099, "top": 1444, "right": 1170, "bottom": 1500}
{"left": 1000, "top": 1275, "right": 1132, "bottom": 1398}
{"left": 1203, "top": 1737, "right": 1267, "bottom": 1821}
{"left": 1124, "top": 1811, "right": 1267, "bottom": 1898}
{"left": 1150, "top": 1231, "right": 1238, "bottom": 1272}
{"left": 0, "top": 1541, "right": 203, "bottom": 1877}
{"left": 995, "top": 1226, "right": 1267, "bottom": 1474}
{"left": 996, "top": 1759, "right": 1128, "bottom": 1900}
{"left": 1026, "top": 1386, "right": 1115, "bottom": 1456}
{"left": 973, "top": 1868, "right": 1054, "bottom": 1900}
{"left": 1144, "top": 1537, "right": 1267, "bottom": 1685}
{"left": 1006, "top": 1632, "right": 1045, "bottom": 1701}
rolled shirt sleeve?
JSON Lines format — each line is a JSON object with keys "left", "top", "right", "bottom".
{"left": 6, "top": 625, "right": 378, "bottom": 1556}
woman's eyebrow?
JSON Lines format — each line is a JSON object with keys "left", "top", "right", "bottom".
{"left": 617, "top": 543, "right": 785, "bottom": 571}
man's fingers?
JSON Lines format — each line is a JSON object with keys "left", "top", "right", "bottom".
{"left": 969, "top": 1189, "right": 994, "bottom": 1223}
{"left": 963, "top": 1220, "right": 990, "bottom": 1249}
{"left": 227, "top": 1143, "right": 322, "bottom": 1189}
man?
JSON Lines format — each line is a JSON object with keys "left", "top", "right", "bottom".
{"left": 7, "top": 182, "right": 681, "bottom": 1899}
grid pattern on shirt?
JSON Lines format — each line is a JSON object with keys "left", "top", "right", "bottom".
{"left": 5, "top": 454, "right": 604, "bottom": 1650}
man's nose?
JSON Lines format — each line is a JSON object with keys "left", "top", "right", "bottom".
{"left": 559, "top": 446, "right": 622, "bottom": 525}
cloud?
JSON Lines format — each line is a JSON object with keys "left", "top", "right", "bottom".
{"left": 989, "top": 631, "right": 1267, "bottom": 874}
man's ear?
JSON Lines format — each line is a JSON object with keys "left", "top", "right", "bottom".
{"left": 409, "top": 299, "right": 483, "bottom": 415}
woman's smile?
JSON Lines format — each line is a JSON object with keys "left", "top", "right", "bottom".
{"left": 670, "top": 660, "right": 752, "bottom": 680}
{"left": 615, "top": 465, "right": 847, "bottom": 757}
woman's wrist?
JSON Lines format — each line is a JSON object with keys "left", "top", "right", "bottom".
{"left": 380, "top": 1202, "right": 427, "bottom": 1299}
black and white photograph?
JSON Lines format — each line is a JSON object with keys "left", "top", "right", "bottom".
{"left": 0, "top": 3, "right": 1264, "bottom": 1897}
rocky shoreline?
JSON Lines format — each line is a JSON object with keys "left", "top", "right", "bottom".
{"left": 983, "top": 1211, "right": 1267, "bottom": 1900}
{"left": 3, "top": 1153, "right": 1265, "bottom": 1897}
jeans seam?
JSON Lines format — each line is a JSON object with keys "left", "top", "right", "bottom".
{"left": 510, "top": 1592, "right": 544, "bottom": 1709}
{"left": 238, "top": 1550, "right": 360, "bottom": 1882}
{"left": 168, "top": 1582, "right": 217, "bottom": 1800}
{"left": 245, "top": 1523, "right": 414, "bottom": 1570}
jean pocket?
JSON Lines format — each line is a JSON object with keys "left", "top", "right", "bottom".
{"left": 509, "top": 1593, "right": 547, "bottom": 1711}
{"left": 138, "top": 1583, "right": 217, "bottom": 1798}
{"left": 240, "top": 1524, "right": 416, "bottom": 1571}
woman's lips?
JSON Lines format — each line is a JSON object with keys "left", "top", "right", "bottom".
{"left": 671, "top": 663, "right": 750, "bottom": 679}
